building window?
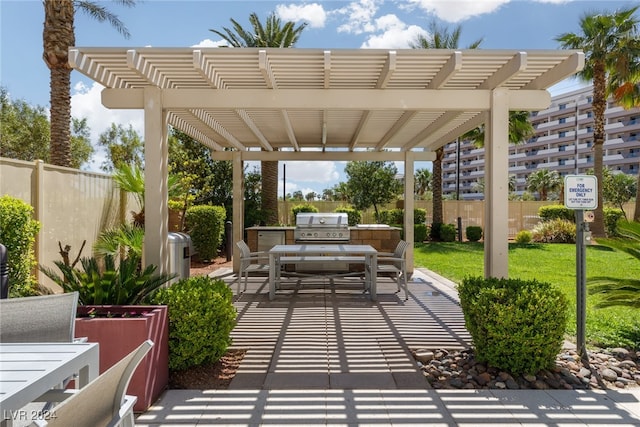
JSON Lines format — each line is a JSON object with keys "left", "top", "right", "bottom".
{"left": 559, "top": 131, "right": 567, "bottom": 137}
{"left": 587, "top": 96, "right": 593, "bottom": 103}
{"left": 559, "top": 103, "right": 567, "bottom": 110}
{"left": 559, "top": 145, "right": 566, "bottom": 151}
{"left": 587, "top": 111, "right": 593, "bottom": 118}
{"left": 559, "top": 117, "right": 566, "bottom": 124}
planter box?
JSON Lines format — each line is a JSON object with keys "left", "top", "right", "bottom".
{"left": 75, "top": 305, "right": 169, "bottom": 412}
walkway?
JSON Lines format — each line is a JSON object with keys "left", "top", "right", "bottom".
{"left": 136, "top": 269, "right": 640, "bottom": 426}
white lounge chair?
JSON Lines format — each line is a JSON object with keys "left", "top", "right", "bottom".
{"left": 30, "top": 340, "right": 154, "bottom": 427}
{"left": 236, "top": 240, "right": 270, "bottom": 293}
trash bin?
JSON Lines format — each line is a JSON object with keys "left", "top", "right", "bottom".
{"left": 168, "top": 232, "right": 192, "bottom": 284}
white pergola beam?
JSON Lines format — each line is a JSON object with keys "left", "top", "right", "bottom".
{"left": 102, "top": 88, "right": 551, "bottom": 111}
{"left": 210, "top": 150, "right": 437, "bottom": 162}
{"left": 426, "top": 51, "right": 462, "bottom": 89}
{"left": 479, "top": 52, "right": 526, "bottom": 89}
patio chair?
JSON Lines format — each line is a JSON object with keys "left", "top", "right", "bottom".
{"left": 375, "top": 240, "right": 409, "bottom": 300}
{"left": 30, "top": 340, "right": 154, "bottom": 427}
{"left": 0, "top": 292, "right": 79, "bottom": 343}
{"left": 236, "top": 240, "right": 270, "bottom": 293}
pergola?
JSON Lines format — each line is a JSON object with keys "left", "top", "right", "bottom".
{"left": 69, "top": 47, "right": 584, "bottom": 276}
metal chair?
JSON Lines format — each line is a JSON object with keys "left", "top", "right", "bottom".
{"left": 236, "top": 240, "right": 270, "bottom": 294}
{"left": 30, "top": 340, "right": 154, "bottom": 427}
{"left": 0, "top": 292, "right": 79, "bottom": 343}
{"left": 376, "top": 240, "right": 409, "bottom": 300}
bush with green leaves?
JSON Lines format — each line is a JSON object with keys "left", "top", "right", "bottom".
{"left": 429, "top": 223, "right": 442, "bottom": 241}
{"left": 414, "top": 224, "right": 428, "bottom": 242}
{"left": 514, "top": 230, "right": 533, "bottom": 244}
{"left": 604, "top": 207, "right": 625, "bottom": 237}
{"left": 379, "top": 208, "right": 427, "bottom": 225}
{"left": 465, "top": 226, "right": 482, "bottom": 242}
{"left": 439, "top": 224, "right": 457, "bottom": 242}
{"left": 458, "top": 276, "right": 568, "bottom": 375}
{"left": 151, "top": 276, "right": 237, "bottom": 371}
{"left": 291, "top": 203, "right": 319, "bottom": 222}
{"left": 334, "top": 207, "right": 361, "bottom": 226}
{"left": 40, "top": 254, "right": 174, "bottom": 305}
{"left": 0, "top": 195, "right": 41, "bottom": 296}
{"left": 185, "top": 205, "right": 226, "bottom": 261}
{"left": 538, "top": 205, "right": 574, "bottom": 222}
{"left": 531, "top": 218, "right": 576, "bottom": 243}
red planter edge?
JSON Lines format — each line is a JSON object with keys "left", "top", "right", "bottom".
{"left": 74, "top": 305, "right": 169, "bottom": 412}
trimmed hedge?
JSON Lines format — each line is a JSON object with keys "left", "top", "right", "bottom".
{"left": 185, "top": 205, "right": 226, "bottom": 261}
{"left": 539, "top": 205, "right": 574, "bottom": 222}
{"left": 0, "top": 195, "right": 41, "bottom": 296}
{"left": 439, "top": 223, "right": 457, "bottom": 242}
{"left": 379, "top": 208, "right": 427, "bottom": 225}
{"left": 151, "top": 276, "right": 237, "bottom": 371}
{"left": 334, "top": 207, "right": 361, "bottom": 226}
{"left": 458, "top": 276, "right": 568, "bottom": 375}
{"left": 465, "top": 226, "right": 482, "bottom": 242}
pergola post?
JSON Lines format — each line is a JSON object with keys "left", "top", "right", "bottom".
{"left": 484, "top": 88, "right": 510, "bottom": 278}
{"left": 404, "top": 152, "right": 415, "bottom": 273}
{"left": 143, "top": 87, "right": 169, "bottom": 273}
{"left": 232, "top": 152, "right": 244, "bottom": 273}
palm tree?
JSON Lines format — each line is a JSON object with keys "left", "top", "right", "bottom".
{"left": 411, "top": 21, "right": 483, "bottom": 231}
{"left": 556, "top": 6, "right": 640, "bottom": 235}
{"left": 211, "top": 13, "right": 307, "bottom": 225}
{"left": 44, "top": 0, "right": 135, "bottom": 167}
{"left": 526, "top": 169, "right": 562, "bottom": 201}
{"left": 414, "top": 168, "right": 432, "bottom": 200}
{"left": 589, "top": 220, "right": 640, "bottom": 308}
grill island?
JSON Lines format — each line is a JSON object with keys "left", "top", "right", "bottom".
{"left": 294, "top": 212, "right": 350, "bottom": 243}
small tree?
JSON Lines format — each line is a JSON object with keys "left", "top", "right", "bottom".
{"left": 602, "top": 169, "right": 637, "bottom": 219}
{"left": 345, "top": 161, "right": 401, "bottom": 222}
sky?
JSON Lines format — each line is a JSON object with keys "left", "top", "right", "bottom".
{"left": 1, "top": 0, "right": 638, "bottom": 198}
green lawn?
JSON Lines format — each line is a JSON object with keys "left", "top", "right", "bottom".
{"left": 414, "top": 242, "right": 640, "bottom": 350}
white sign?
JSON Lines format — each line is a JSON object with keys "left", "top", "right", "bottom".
{"left": 564, "top": 175, "right": 598, "bottom": 210}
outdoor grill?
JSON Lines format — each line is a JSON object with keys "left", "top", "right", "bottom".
{"left": 294, "top": 212, "right": 350, "bottom": 243}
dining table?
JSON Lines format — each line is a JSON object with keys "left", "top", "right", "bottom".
{"left": 0, "top": 342, "right": 99, "bottom": 425}
{"left": 268, "top": 244, "right": 378, "bottom": 301}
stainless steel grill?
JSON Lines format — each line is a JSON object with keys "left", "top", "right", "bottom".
{"left": 294, "top": 212, "right": 350, "bottom": 242}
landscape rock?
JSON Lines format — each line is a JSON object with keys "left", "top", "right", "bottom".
{"left": 412, "top": 347, "right": 639, "bottom": 391}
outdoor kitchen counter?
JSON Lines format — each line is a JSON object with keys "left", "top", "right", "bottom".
{"left": 246, "top": 225, "right": 401, "bottom": 253}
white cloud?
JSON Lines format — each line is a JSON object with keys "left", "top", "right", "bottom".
{"left": 405, "top": 0, "right": 510, "bottom": 23}
{"left": 192, "top": 38, "right": 229, "bottom": 48}
{"left": 361, "top": 14, "right": 427, "bottom": 48}
{"left": 284, "top": 161, "right": 340, "bottom": 183}
{"left": 71, "top": 80, "right": 143, "bottom": 172}
{"left": 276, "top": 3, "right": 327, "bottom": 28}
{"left": 335, "top": 0, "right": 382, "bottom": 34}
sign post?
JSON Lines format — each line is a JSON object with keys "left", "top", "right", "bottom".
{"left": 564, "top": 175, "right": 597, "bottom": 359}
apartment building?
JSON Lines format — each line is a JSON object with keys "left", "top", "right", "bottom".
{"left": 441, "top": 85, "right": 640, "bottom": 199}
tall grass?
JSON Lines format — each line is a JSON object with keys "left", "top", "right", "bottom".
{"left": 414, "top": 242, "right": 640, "bottom": 349}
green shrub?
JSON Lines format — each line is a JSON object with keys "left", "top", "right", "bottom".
{"left": 603, "top": 207, "right": 625, "bottom": 237}
{"left": 291, "top": 203, "right": 319, "bottom": 222}
{"left": 379, "top": 208, "right": 427, "bottom": 225}
{"left": 531, "top": 218, "right": 576, "bottom": 243}
{"left": 429, "top": 223, "right": 443, "bottom": 241}
{"left": 185, "top": 205, "right": 226, "bottom": 261}
{"left": 151, "top": 276, "right": 237, "bottom": 371}
{"left": 538, "top": 205, "right": 574, "bottom": 222}
{"left": 414, "top": 208, "right": 427, "bottom": 224}
{"left": 379, "top": 208, "right": 403, "bottom": 225}
{"left": 414, "top": 224, "right": 428, "bottom": 242}
{"left": 0, "top": 195, "right": 41, "bottom": 296}
{"left": 514, "top": 230, "right": 533, "bottom": 244}
{"left": 334, "top": 207, "right": 361, "bottom": 226}
{"left": 458, "top": 276, "right": 568, "bottom": 375}
{"left": 465, "top": 226, "right": 482, "bottom": 242}
{"left": 439, "top": 224, "right": 457, "bottom": 242}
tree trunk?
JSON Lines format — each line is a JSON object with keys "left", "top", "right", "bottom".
{"left": 43, "top": 0, "right": 75, "bottom": 167}
{"left": 590, "top": 63, "right": 607, "bottom": 237}
{"left": 432, "top": 147, "right": 444, "bottom": 225}
{"left": 261, "top": 159, "right": 279, "bottom": 225}
{"left": 634, "top": 169, "right": 640, "bottom": 222}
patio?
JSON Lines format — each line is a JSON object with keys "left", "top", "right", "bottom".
{"left": 136, "top": 269, "right": 640, "bottom": 426}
